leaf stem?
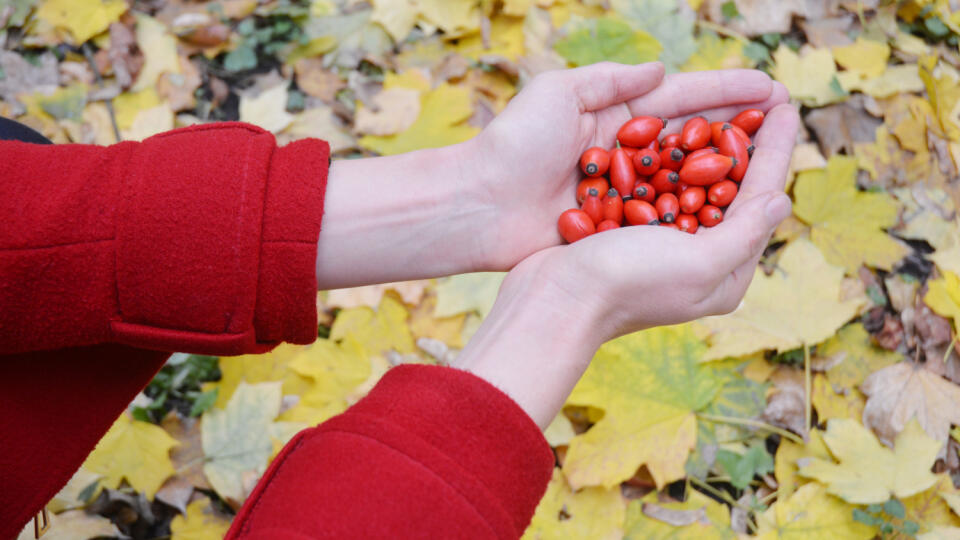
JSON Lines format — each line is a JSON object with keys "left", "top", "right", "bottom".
{"left": 697, "top": 413, "right": 804, "bottom": 444}
{"left": 688, "top": 476, "right": 757, "bottom": 533}
{"left": 804, "top": 342, "right": 812, "bottom": 437}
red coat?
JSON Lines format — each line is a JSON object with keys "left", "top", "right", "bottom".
{"left": 0, "top": 123, "right": 553, "bottom": 539}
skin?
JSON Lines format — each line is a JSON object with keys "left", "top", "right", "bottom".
{"left": 317, "top": 62, "right": 800, "bottom": 429}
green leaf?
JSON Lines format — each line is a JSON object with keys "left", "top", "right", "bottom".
{"left": 721, "top": 1, "right": 739, "bottom": 19}
{"left": 554, "top": 17, "right": 662, "bottom": 67}
{"left": 611, "top": 0, "right": 696, "bottom": 71}
{"left": 189, "top": 388, "right": 218, "bottom": 417}
{"left": 716, "top": 445, "right": 774, "bottom": 489}
{"left": 883, "top": 498, "right": 906, "bottom": 520}
{"left": 224, "top": 43, "right": 258, "bottom": 72}
{"left": 852, "top": 508, "right": 876, "bottom": 526}
{"left": 761, "top": 33, "right": 781, "bottom": 48}
{"left": 925, "top": 16, "right": 950, "bottom": 37}
{"left": 901, "top": 520, "right": 919, "bottom": 535}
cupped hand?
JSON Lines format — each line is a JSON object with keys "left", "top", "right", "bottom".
{"left": 467, "top": 62, "right": 790, "bottom": 270}
{"left": 506, "top": 102, "right": 799, "bottom": 342}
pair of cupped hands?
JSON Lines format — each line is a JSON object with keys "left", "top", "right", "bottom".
{"left": 319, "top": 62, "right": 799, "bottom": 427}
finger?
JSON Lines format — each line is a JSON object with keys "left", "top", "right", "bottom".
{"left": 556, "top": 61, "right": 666, "bottom": 112}
{"left": 626, "top": 69, "right": 773, "bottom": 120}
{"left": 726, "top": 103, "right": 800, "bottom": 214}
{"left": 698, "top": 190, "right": 792, "bottom": 274}
{"left": 661, "top": 82, "right": 790, "bottom": 134}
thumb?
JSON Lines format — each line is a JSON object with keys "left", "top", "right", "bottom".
{"left": 702, "top": 191, "right": 792, "bottom": 272}
{"left": 557, "top": 62, "right": 665, "bottom": 112}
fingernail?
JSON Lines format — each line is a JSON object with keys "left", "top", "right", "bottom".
{"left": 764, "top": 193, "right": 792, "bottom": 227}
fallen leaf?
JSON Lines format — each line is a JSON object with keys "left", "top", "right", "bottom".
{"left": 279, "top": 105, "right": 356, "bottom": 153}
{"left": 544, "top": 413, "right": 576, "bottom": 448}
{"left": 804, "top": 100, "right": 882, "bottom": 157}
{"left": 798, "top": 419, "right": 940, "bottom": 503}
{"left": 330, "top": 295, "right": 415, "bottom": 355}
{"left": 161, "top": 412, "right": 212, "bottom": 490}
{"left": 434, "top": 272, "right": 506, "bottom": 319}
{"left": 903, "top": 475, "right": 960, "bottom": 536}
{"left": 771, "top": 44, "right": 846, "bottom": 107}
{"left": 681, "top": 31, "right": 754, "bottom": 72}
{"left": 131, "top": 14, "right": 181, "bottom": 92}
{"left": 202, "top": 381, "right": 282, "bottom": 503}
{"left": 521, "top": 468, "right": 626, "bottom": 540}
{"left": 610, "top": 0, "right": 695, "bottom": 71}
{"left": 697, "top": 239, "right": 866, "bottom": 360}
{"left": 36, "top": 0, "right": 127, "bottom": 44}
{"left": 16, "top": 510, "right": 122, "bottom": 540}
{"left": 170, "top": 498, "right": 231, "bottom": 540}
{"left": 83, "top": 412, "right": 178, "bottom": 498}
{"left": 755, "top": 482, "right": 876, "bottom": 539}
{"left": 564, "top": 325, "right": 720, "bottom": 489}
{"left": 239, "top": 81, "right": 294, "bottom": 133}
{"left": 774, "top": 428, "right": 830, "bottom": 499}
{"left": 793, "top": 156, "right": 908, "bottom": 273}
{"left": 49, "top": 468, "right": 102, "bottom": 513}
{"left": 838, "top": 64, "right": 925, "bottom": 98}
{"left": 925, "top": 271, "right": 960, "bottom": 336}
{"left": 623, "top": 490, "right": 731, "bottom": 539}
{"left": 354, "top": 87, "right": 421, "bottom": 136}
{"left": 554, "top": 17, "right": 662, "bottom": 67}
{"left": 818, "top": 323, "right": 902, "bottom": 389}
{"left": 861, "top": 361, "right": 960, "bottom": 448}
{"left": 833, "top": 37, "right": 889, "bottom": 79}
{"left": 211, "top": 342, "right": 314, "bottom": 409}
{"left": 359, "top": 81, "right": 479, "bottom": 155}
{"left": 277, "top": 337, "right": 371, "bottom": 426}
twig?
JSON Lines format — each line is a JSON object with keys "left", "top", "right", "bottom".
{"left": 82, "top": 43, "right": 121, "bottom": 142}
{"left": 804, "top": 342, "right": 811, "bottom": 436}
{"left": 697, "top": 413, "right": 804, "bottom": 445}
{"left": 688, "top": 476, "right": 757, "bottom": 533}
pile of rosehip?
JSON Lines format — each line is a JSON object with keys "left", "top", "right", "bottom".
{"left": 557, "top": 109, "right": 765, "bottom": 243}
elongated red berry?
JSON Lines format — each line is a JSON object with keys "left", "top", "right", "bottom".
{"left": 618, "top": 116, "right": 667, "bottom": 147}
{"left": 676, "top": 213, "right": 699, "bottom": 233}
{"left": 656, "top": 193, "right": 679, "bottom": 223}
{"left": 633, "top": 182, "right": 656, "bottom": 203}
{"left": 558, "top": 209, "right": 596, "bottom": 242}
{"left": 708, "top": 180, "right": 738, "bottom": 207}
{"left": 633, "top": 148, "right": 661, "bottom": 176}
{"left": 661, "top": 133, "right": 681, "bottom": 148}
{"left": 602, "top": 188, "right": 624, "bottom": 223}
{"left": 731, "top": 108, "right": 764, "bottom": 135}
{"left": 718, "top": 125, "right": 749, "bottom": 182}
{"left": 577, "top": 177, "right": 608, "bottom": 204}
{"left": 650, "top": 169, "right": 680, "bottom": 195}
{"left": 580, "top": 147, "right": 610, "bottom": 177}
{"left": 681, "top": 116, "right": 710, "bottom": 151}
{"left": 659, "top": 147, "right": 685, "bottom": 171}
{"left": 582, "top": 188, "right": 603, "bottom": 224}
{"left": 624, "top": 199, "right": 659, "bottom": 225}
{"left": 698, "top": 205, "right": 723, "bottom": 227}
{"left": 678, "top": 186, "right": 706, "bottom": 214}
{"left": 609, "top": 147, "right": 636, "bottom": 197}
{"left": 679, "top": 154, "right": 735, "bottom": 186}
{"left": 597, "top": 219, "right": 620, "bottom": 232}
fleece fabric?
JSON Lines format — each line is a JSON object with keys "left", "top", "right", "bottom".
{"left": 0, "top": 123, "right": 555, "bottom": 539}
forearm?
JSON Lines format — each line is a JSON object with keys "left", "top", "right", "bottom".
{"left": 315, "top": 140, "right": 498, "bottom": 289}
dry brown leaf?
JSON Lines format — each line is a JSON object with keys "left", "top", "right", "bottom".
{"left": 294, "top": 58, "right": 346, "bottom": 102}
{"left": 861, "top": 361, "right": 960, "bottom": 449}
{"left": 641, "top": 502, "right": 710, "bottom": 526}
{"left": 161, "top": 412, "right": 211, "bottom": 491}
{"left": 157, "top": 55, "right": 201, "bottom": 112}
{"left": 763, "top": 366, "right": 807, "bottom": 436}
{"left": 805, "top": 100, "right": 883, "bottom": 157}
{"left": 354, "top": 87, "right": 422, "bottom": 136}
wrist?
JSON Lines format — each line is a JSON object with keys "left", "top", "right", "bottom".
{"left": 451, "top": 251, "right": 607, "bottom": 428}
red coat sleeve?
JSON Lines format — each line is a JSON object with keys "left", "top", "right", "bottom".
{"left": 0, "top": 123, "right": 329, "bottom": 539}
{"left": 228, "top": 365, "right": 555, "bottom": 539}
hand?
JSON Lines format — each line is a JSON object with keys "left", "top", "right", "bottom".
{"left": 468, "top": 62, "right": 790, "bottom": 270}
{"left": 453, "top": 103, "right": 800, "bottom": 427}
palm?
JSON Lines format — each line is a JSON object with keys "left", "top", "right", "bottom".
{"left": 473, "top": 63, "right": 789, "bottom": 269}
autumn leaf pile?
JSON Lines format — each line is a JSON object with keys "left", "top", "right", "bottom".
{"left": 9, "top": 0, "right": 960, "bottom": 538}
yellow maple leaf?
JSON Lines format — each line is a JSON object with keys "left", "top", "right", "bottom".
{"left": 681, "top": 31, "right": 753, "bottom": 72}
{"left": 906, "top": 475, "right": 960, "bottom": 536}
{"left": 793, "top": 156, "right": 908, "bottom": 273}
{"left": 563, "top": 325, "right": 720, "bottom": 489}
{"left": 833, "top": 37, "right": 890, "bottom": 79}
{"left": 837, "top": 64, "right": 925, "bottom": 98}
{"left": 113, "top": 88, "right": 161, "bottom": 130}
{"left": 202, "top": 382, "right": 282, "bottom": 503}
{"left": 920, "top": 55, "right": 960, "bottom": 142}
{"left": 774, "top": 428, "right": 830, "bottom": 500}
{"left": 277, "top": 337, "right": 372, "bottom": 426}
{"left": 926, "top": 271, "right": 960, "bottom": 335}
{"left": 409, "top": 293, "right": 466, "bottom": 348}
{"left": 697, "top": 239, "right": 865, "bottom": 360}
{"left": 36, "top": 0, "right": 127, "bottom": 44}
{"left": 861, "top": 361, "right": 960, "bottom": 448}
{"left": 521, "top": 468, "right": 626, "bottom": 540}
{"left": 756, "top": 483, "right": 876, "bottom": 539}
{"left": 170, "top": 498, "right": 231, "bottom": 540}
{"left": 455, "top": 15, "right": 525, "bottom": 61}
{"left": 83, "top": 412, "right": 178, "bottom": 498}
{"left": 819, "top": 323, "right": 902, "bottom": 389}
{"left": 360, "top": 81, "right": 479, "bottom": 156}
{"left": 771, "top": 45, "right": 846, "bottom": 107}
{"left": 131, "top": 14, "right": 181, "bottom": 92}
{"left": 812, "top": 374, "right": 865, "bottom": 422}
{"left": 330, "top": 295, "right": 415, "bottom": 355}
{"left": 798, "top": 419, "right": 941, "bottom": 504}
{"left": 622, "top": 489, "right": 731, "bottom": 539}
{"left": 211, "top": 342, "right": 315, "bottom": 409}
